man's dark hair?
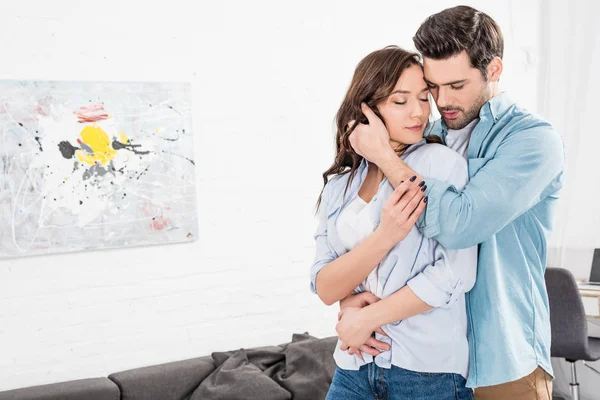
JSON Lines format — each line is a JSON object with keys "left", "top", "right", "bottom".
{"left": 413, "top": 5, "right": 504, "bottom": 80}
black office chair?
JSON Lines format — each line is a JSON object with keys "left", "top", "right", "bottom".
{"left": 545, "top": 267, "right": 600, "bottom": 400}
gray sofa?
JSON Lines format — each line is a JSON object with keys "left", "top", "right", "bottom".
{"left": 0, "top": 333, "right": 337, "bottom": 400}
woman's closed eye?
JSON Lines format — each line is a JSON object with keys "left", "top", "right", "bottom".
{"left": 394, "top": 98, "right": 429, "bottom": 105}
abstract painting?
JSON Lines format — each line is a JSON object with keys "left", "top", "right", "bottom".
{"left": 0, "top": 80, "right": 197, "bottom": 259}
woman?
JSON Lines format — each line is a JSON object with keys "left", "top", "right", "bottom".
{"left": 310, "top": 46, "right": 477, "bottom": 399}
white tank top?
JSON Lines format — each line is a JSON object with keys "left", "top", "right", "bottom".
{"left": 336, "top": 194, "right": 379, "bottom": 294}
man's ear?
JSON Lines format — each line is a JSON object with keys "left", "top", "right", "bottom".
{"left": 487, "top": 56, "right": 503, "bottom": 82}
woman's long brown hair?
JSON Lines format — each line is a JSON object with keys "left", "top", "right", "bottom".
{"left": 315, "top": 45, "right": 442, "bottom": 213}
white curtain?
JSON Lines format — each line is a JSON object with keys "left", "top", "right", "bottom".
{"left": 538, "top": 0, "right": 600, "bottom": 398}
{"left": 541, "top": 0, "right": 600, "bottom": 276}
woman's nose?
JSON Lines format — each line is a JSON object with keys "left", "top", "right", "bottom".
{"left": 412, "top": 101, "right": 425, "bottom": 117}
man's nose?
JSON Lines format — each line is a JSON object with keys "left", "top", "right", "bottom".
{"left": 436, "top": 88, "right": 449, "bottom": 108}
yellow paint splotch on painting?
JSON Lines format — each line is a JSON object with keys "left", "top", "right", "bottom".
{"left": 76, "top": 125, "right": 117, "bottom": 165}
{"left": 119, "top": 132, "right": 129, "bottom": 144}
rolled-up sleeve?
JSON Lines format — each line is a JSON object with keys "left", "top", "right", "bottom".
{"left": 407, "top": 243, "right": 477, "bottom": 308}
{"left": 310, "top": 184, "right": 336, "bottom": 294}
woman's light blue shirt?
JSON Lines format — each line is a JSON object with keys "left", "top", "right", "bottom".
{"left": 311, "top": 139, "right": 478, "bottom": 378}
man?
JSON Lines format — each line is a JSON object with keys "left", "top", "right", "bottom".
{"left": 342, "top": 5, "right": 564, "bottom": 399}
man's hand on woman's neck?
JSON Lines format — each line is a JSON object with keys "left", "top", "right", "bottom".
{"left": 349, "top": 103, "right": 420, "bottom": 189}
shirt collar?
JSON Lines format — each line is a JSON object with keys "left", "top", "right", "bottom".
{"left": 480, "top": 91, "right": 514, "bottom": 121}
{"left": 348, "top": 157, "right": 369, "bottom": 195}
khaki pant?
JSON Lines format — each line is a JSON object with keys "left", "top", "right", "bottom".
{"left": 474, "top": 367, "right": 553, "bottom": 400}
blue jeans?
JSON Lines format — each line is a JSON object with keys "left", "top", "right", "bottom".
{"left": 326, "top": 363, "right": 474, "bottom": 400}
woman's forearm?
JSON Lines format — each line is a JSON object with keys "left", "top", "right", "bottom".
{"left": 362, "top": 286, "right": 433, "bottom": 328}
{"left": 315, "top": 229, "right": 394, "bottom": 306}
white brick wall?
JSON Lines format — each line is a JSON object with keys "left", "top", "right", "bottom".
{"left": 0, "top": 0, "right": 541, "bottom": 391}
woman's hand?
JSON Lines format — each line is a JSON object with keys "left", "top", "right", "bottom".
{"left": 338, "top": 292, "right": 389, "bottom": 360}
{"left": 337, "top": 306, "right": 390, "bottom": 360}
{"left": 376, "top": 179, "right": 427, "bottom": 248}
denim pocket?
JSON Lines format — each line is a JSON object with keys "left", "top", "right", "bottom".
{"left": 409, "top": 370, "right": 449, "bottom": 377}
{"left": 389, "top": 367, "right": 470, "bottom": 400}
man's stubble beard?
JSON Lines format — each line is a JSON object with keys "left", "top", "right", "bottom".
{"left": 441, "top": 85, "right": 492, "bottom": 130}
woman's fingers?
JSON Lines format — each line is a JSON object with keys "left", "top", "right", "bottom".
{"left": 407, "top": 196, "right": 427, "bottom": 225}
{"left": 384, "top": 179, "right": 413, "bottom": 209}
{"left": 402, "top": 185, "right": 426, "bottom": 217}
{"left": 396, "top": 181, "right": 424, "bottom": 213}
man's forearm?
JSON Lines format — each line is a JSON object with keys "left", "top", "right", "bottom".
{"left": 377, "top": 149, "right": 421, "bottom": 189}
{"left": 362, "top": 286, "right": 433, "bottom": 329}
